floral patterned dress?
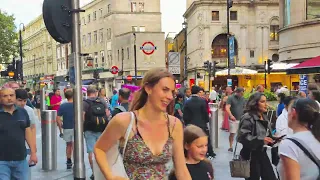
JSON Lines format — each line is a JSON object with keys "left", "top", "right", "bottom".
{"left": 120, "top": 113, "right": 175, "bottom": 179}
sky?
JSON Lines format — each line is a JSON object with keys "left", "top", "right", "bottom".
{"left": 1, "top": 0, "right": 186, "bottom": 36}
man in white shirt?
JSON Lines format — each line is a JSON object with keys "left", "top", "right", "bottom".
{"left": 209, "top": 86, "right": 217, "bottom": 103}
{"left": 276, "top": 96, "right": 295, "bottom": 137}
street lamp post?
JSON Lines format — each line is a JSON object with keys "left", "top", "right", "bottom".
{"left": 19, "top": 23, "right": 25, "bottom": 81}
{"left": 182, "top": 20, "right": 188, "bottom": 86}
{"left": 133, "top": 33, "right": 137, "bottom": 83}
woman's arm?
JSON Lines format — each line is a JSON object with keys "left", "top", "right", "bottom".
{"left": 280, "top": 155, "right": 300, "bottom": 180}
{"left": 94, "top": 112, "right": 131, "bottom": 179}
{"left": 171, "top": 117, "right": 192, "bottom": 180}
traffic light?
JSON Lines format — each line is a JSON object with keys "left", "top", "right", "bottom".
{"left": 212, "top": 61, "right": 218, "bottom": 77}
{"left": 203, "top": 61, "right": 210, "bottom": 69}
{"left": 197, "top": 72, "right": 201, "bottom": 79}
{"left": 228, "top": 0, "right": 233, "bottom": 8}
{"left": 267, "top": 59, "right": 273, "bottom": 74}
{"left": 93, "top": 70, "right": 100, "bottom": 79}
{"left": 65, "top": 75, "right": 69, "bottom": 82}
{"left": 15, "top": 60, "right": 22, "bottom": 80}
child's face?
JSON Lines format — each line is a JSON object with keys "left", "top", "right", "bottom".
{"left": 185, "top": 136, "right": 208, "bottom": 161}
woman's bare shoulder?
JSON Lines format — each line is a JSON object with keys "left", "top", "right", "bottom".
{"left": 109, "top": 112, "right": 133, "bottom": 129}
{"left": 167, "top": 114, "right": 183, "bottom": 134}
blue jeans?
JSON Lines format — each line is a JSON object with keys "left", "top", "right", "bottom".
{"left": 84, "top": 131, "right": 102, "bottom": 153}
{"left": 0, "top": 159, "right": 28, "bottom": 180}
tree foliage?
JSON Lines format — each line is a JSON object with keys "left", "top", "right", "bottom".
{"left": 0, "top": 10, "right": 18, "bottom": 63}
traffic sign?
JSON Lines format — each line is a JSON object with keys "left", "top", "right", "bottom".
{"left": 127, "top": 75, "right": 133, "bottom": 81}
{"left": 110, "top": 66, "right": 119, "bottom": 74}
{"left": 140, "top": 41, "right": 157, "bottom": 55}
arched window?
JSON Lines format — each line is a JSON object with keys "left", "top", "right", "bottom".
{"left": 270, "top": 18, "right": 279, "bottom": 41}
{"left": 211, "top": 34, "right": 238, "bottom": 58}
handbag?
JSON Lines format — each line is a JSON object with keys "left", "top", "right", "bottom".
{"left": 229, "top": 116, "right": 256, "bottom": 178}
{"left": 93, "top": 112, "right": 135, "bottom": 180}
{"left": 229, "top": 142, "right": 251, "bottom": 178}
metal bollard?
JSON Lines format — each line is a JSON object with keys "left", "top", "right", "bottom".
{"left": 41, "top": 110, "right": 57, "bottom": 171}
{"left": 40, "top": 88, "right": 46, "bottom": 112}
{"left": 208, "top": 103, "right": 219, "bottom": 148}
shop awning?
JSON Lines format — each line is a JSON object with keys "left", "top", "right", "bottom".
{"left": 287, "top": 56, "right": 320, "bottom": 74}
{"left": 82, "top": 79, "right": 94, "bottom": 85}
{"left": 271, "top": 63, "right": 299, "bottom": 70}
{"left": 216, "top": 68, "right": 257, "bottom": 76}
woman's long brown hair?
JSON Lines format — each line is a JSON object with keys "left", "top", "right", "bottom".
{"left": 129, "top": 68, "right": 176, "bottom": 115}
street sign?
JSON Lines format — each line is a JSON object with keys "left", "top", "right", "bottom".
{"left": 168, "top": 52, "right": 180, "bottom": 75}
{"left": 140, "top": 41, "right": 157, "bottom": 55}
{"left": 229, "top": 36, "right": 235, "bottom": 69}
{"left": 110, "top": 66, "right": 119, "bottom": 74}
{"left": 299, "top": 74, "right": 308, "bottom": 94}
{"left": 127, "top": 75, "right": 133, "bottom": 81}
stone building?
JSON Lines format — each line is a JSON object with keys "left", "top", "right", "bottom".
{"left": 22, "top": 15, "right": 57, "bottom": 90}
{"left": 279, "top": 0, "right": 320, "bottom": 63}
{"left": 184, "top": 0, "right": 279, "bottom": 85}
{"left": 80, "top": 0, "right": 165, "bottom": 93}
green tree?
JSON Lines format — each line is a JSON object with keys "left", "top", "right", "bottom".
{"left": 0, "top": 10, "right": 18, "bottom": 63}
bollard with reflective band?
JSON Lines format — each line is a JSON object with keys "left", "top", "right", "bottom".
{"left": 208, "top": 103, "right": 219, "bottom": 148}
{"left": 40, "top": 88, "right": 46, "bottom": 112}
{"left": 41, "top": 110, "right": 57, "bottom": 171}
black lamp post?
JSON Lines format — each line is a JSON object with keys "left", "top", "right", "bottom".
{"left": 182, "top": 20, "right": 188, "bottom": 85}
{"left": 19, "top": 23, "right": 25, "bottom": 81}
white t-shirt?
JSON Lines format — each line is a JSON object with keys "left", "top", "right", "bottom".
{"left": 275, "top": 109, "right": 293, "bottom": 137}
{"left": 278, "top": 131, "right": 320, "bottom": 180}
{"left": 209, "top": 90, "right": 217, "bottom": 101}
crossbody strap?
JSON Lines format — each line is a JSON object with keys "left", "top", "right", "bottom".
{"left": 122, "top": 112, "right": 134, "bottom": 155}
{"left": 287, "top": 138, "right": 320, "bottom": 169}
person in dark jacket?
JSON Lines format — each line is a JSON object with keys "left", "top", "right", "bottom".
{"left": 183, "top": 85, "right": 215, "bottom": 158}
{"left": 237, "top": 92, "right": 277, "bottom": 180}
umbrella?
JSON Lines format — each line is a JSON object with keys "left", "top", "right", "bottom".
{"left": 216, "top": 68, "right": 258, "bottom": 76}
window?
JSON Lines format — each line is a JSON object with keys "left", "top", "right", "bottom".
{"left": 132, "top": 26, "right": 138, "bottom": 32}
{"left": 139, "top": 26, "right": 145, "bottom": 32}
{"left": 99, "top": 29, "right": 104, "bottom": 43}
{"left": 88, "top": 33, "right": 91, "bottom": 45}
{"left": 82, "top": 35, "right": 86, "bottom": 46}
{"left": 57, "top": 47, "right": 61, "bottom": 58}
{"left": 307, "top": 0, "right": 320, "bottom": 20}
{"left": 118, "top": 50, "right": 120, "bottom": 62}
{"left": 101, "top": 51, "right": 105, "bottom": 63}
{"left": 100, "top": 9, "right": 103, "bottom": 18}
{"left": 139, "top": 2, "right": 144, "bottom": 12}
{"left": 93, "top": 11, "right": 97, "bottom": 20}
{"left": 94, "top": 31, "right": 98, "bottom": 44}
{"left": 284, "top": 0, "right": 291, "bottom": 26}
{"left": 121, "top": 48, "right": 124, "bottom": 61}
{"left": 211, "top": 34, "right": 228, "bottom": 58}
{"left": 61, "top": 46, "right": 65, "bottom": 57}
{"left": 107, "top": 4, "right": 111, "bottom": 13}
{"left": 131, "top": 2, "right": 137, "bottom": 12}
{"left": 250, "top": 50, "right": 254, "bottom": 58}
{"left": 127, "top": 47, "right": 130, "bottom": 59}
{"left": 88, "top": 14, "right": 91, "bottom": 23}
{"left": 230, "top": 11, "right": 237, "bottom": 21}
{"left": 212, "top": 11, "right": 219, "bottom": 21}
{"left": 107, "top": 28, "right": 111, "bottom": 39}
{"left": 270, "top": 25, "right": 279, "bottom": 41}
{"left": 94, "top": 52, "right": 98, "bottom": 67}
{"left": 82, "top": 17, "right": 85, "bottom": 25}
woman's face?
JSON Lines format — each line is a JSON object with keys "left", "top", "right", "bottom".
{"left": 258, "top": 95, "right": 268, "bottom": 113}
{"left": 146, "top": 77, "right": 175, "bottom": 112}
{"left": 185, "top": 136, "right": 208, "bottom": 162}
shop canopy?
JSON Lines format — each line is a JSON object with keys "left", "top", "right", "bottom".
{"left": 287, "top": 56, "right": 320, "bottom": 74}
{"left": 216, "top": 67, "right": 258, "bottom": 76}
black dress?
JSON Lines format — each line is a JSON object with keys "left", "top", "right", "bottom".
{"left": 169, "top": 160, "right": 213, "bottom": 180}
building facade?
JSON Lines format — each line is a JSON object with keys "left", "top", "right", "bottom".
{"left": 80, "top": 0, "right": 165, "bottom": 94}
{"left": 279, "top": 0, "right": 320, "bottom": 63}
{"left": 22, "top": 15, "right": 57, "bottom": 89}
{"left": 184, "top": 0, "right": 279, "bottom": 86}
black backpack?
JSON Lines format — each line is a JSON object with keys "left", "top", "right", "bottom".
{"left": 84, "top": 98, "right": 108, "bottom": 132}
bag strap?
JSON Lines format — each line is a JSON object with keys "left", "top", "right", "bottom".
{"left": 121, "top": 112, "right": 134, "bottom": 155}
{"left": 287, "top": 138, "right": 320, "bottom": 169}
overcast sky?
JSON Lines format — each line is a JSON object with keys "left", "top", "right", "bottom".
{"left": 1, "top": 0, "right": 185, "bottom": 36}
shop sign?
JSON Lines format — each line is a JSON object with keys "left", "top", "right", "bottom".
{"left": 299, "top": 75, "right": 308, "bottom": 94}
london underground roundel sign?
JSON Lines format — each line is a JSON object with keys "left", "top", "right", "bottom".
{"left": 140, "top": 41, "right": 157, "bottom": 55}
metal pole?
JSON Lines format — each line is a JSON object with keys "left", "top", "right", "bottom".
{"left": 227, "top": 0, "right": 230, "bottom": 76}
{"left": 40, "top": 87, "right": 46, "bottom": 112}
{"left": 264, "top": 60, "right": 267, "bottom": 89}
{"left": 133, "top": 33, "right": 137, "bottom": 83}
{"left": 41, "top": 110, "right": 57, "bottom": 171}
{"left": 71, "top": 0, "right": 86, "bottom": 179}
{"left": 122, "top": 48, "right": 124, "bottom": 81}
{"left": 208, "top": 103, "right": 219, "bottom": 148}
{"left": 19, "top": 27, "right": 23, "bottom": 81}
{"left": 184, "top": 26, "right": 187, "bottom": 86}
